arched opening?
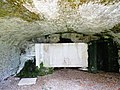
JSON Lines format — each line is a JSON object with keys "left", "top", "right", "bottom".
{"left": 97, "top": 38, "right": 119, "bottom": 72}
{"left": 88, "top": 38, "right": 119, "bottom": 73}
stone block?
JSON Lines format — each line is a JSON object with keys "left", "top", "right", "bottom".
{"left": 18, "top": 78, "right": 37, "bottom": 86}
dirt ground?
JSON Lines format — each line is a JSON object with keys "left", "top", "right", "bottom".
{"left": 0, "top": 69, "right": 120, "bottom": 90}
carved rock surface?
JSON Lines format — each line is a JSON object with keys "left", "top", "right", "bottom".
{"left": 0, "top": 0, "right": 120, "bottom": 81}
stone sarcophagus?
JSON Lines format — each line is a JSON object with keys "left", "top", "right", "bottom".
{"left": 35, "top": 43, "right": 88, "bottom": 67}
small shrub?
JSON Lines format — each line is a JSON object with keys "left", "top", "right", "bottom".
{"left": 16, "top": 61, "right": 54, "bottom": 78}
{"left": 38, "top": 62, "right": 54, "bottom": 76}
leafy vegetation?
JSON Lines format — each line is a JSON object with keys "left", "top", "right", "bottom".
{"left": 16, "top": 60, "right": 54, "bottom": 78}
{"left": 38, "top": 62, "right": 54, "bottom": 76}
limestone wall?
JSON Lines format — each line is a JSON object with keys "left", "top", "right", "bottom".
{"left": 0, "top": 40, "right": 36, "bottom": 81}
{"left": 0, "top": 0, "right": 120, "bottom": 81}
{"left": 0, "top": 42, "right": 20, "bottom": 81}
{"left": 17, "top": 43, "right": 35, "bottom": 74}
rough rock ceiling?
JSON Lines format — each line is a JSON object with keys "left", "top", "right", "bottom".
{"left": 0, "top": 0, "right": 120, "bottom": 45}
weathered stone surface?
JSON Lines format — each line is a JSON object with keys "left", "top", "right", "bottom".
{"left": 0, "top": 0, "right": 120, "bottom": 81}
{"left": 17, "top": 43, "right": 35, "bottom": 74}
{"left": 118, "top": 50, "right": 120, "bottom": 57}
{"left": 71, "top": 33, "right": 83, "bottom": 42}
{"left": 49, "top": 34, "right": 60, "bottom": 43}
{"left": 0, "top": 42, "right": 20, "bottom": 81}
{"left": 18, "top": 78, "right": 37, "bottom": 86}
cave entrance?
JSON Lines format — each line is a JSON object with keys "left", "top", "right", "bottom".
{"left": 88, "top": 38, "right": 119, "bottom": 73}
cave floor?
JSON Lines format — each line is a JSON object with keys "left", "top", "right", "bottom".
{"left": 0, "top": 69, "right": 120, "bottom": 90}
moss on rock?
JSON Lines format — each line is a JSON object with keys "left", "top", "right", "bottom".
{"left": 0, "top": 0, "right": 40, "bottom": 22}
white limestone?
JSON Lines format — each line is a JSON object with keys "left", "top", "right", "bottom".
{"left": 35, "top": 44, "right": 44, "bottom": 67}
{"left": 35, "top": 43, "right": 88, "bottom": 67}
{"left": 33, "top": 0, "right": 59, "bottom": 19}
{"left": 18, "top": 78, "right": 37, "bottom": 86}
{"left": 78, "top": 2, "right": 120, "bottom": 30}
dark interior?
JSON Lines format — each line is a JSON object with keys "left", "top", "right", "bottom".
{"left": 97, "top": 40, "right": 108, "bottom": 71}
{"left": 57, "top": 37, "right": 73, "bottom": 43}
{"left": 88, "top": 38, "right": 119, "bottom": 73}
{"left": 96, "top": 39, "right": 119, "bottom": 72}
